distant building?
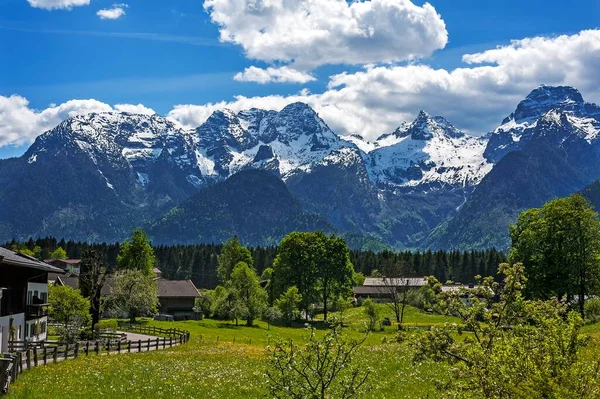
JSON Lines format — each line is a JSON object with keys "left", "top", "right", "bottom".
{"left": 353, "top": 277, "right": 427, "bottom": 301}
{"left": 1, "top": 247, "right": 63, "bottom": 352}
{"left": 45, "top": 259, "right": 81, "bottom": 275}
{"left": 157, "top": 279, "right": 201, "bottom": 320}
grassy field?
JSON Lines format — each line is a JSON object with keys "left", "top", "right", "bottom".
{"left": 7, "top": 304, "right": 455, "bottom": 399}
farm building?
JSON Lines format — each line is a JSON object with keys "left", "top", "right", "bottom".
{"left": 157, "top": 279, "right": 201, "bottom": 320}
{"left": 353, "top": 277, "right": 428, "bottom": 301}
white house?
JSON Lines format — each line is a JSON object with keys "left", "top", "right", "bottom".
{"left": 0, "top": 247, "right": 62, "bottom": 353}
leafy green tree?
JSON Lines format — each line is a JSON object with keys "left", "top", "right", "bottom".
{"left": 319, "top": 233, "right": 355, "bottom": 321}
{"left": 217, "top": 237, "right": 254, "bottom": 283}
{"left": 510, "top": 194, "right": 600, "bottom": 316}
{"left": 79, "top": 249, "right": 110, "bottom": 332}
{"left": 49, "top": 247, "right": 67, "bottom": 260}
{"left": 412, "top": 263, "right": 600, "bottom": 399}
{"left": 275, "top": 286, "right": 302, "bottom": 325}
{"left": 117, "top": 229, "right": 156, "bottom": 276}
{"left": 362, "top": 298, "right": 380, "bottom": 331}
{"left": 333, "top": 294, "right": 352, "bottom": 325}
{"left": 48, "top": 285, "right": 90, "bottom": 343}
{"left": 11, "top": 243, "right": 42, "bottom": 259}
{"left": 263, "top": 306, "right": 283, "bottom": 330}
{"left": 266, "top": 325, "right": 370, "bottom": 399}
{"left": 108, "top": 269, "right": 158, "bottom": 323}
{"left": 274, "top": 232, "right": 355, "bottom": 321}
{"left": 228, "top": 261, "right": 267, "bottom": 326}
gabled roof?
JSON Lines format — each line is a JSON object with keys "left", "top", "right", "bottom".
{"left": 363, "top": 277, "right": 427, "bottom": 287}
{"left": 0, "top": 247, "right": 63, "bottom": 273}
{"left": 157, "top": 279, "right": 201, "bottom": 298}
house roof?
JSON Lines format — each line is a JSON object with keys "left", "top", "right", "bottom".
{"left": 157, "top": 279, "right": 200, "bottom": 298}
{"left": 362, "top": 277, "right": 427, "bottom": 287}
{"left": 0, "top": 247, "right": 63, "bottom": 273}
{"left": 353, "top": 286, "right": 394, "bottom": 296}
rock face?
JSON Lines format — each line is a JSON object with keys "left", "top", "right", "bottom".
{"left": 3, "top": 85, "right": 600, "bottom": 249}
{"left": 367, "top": 110, "right": 491, "bottom": 190}
{"left": 427, "top": 86, "right": 600, "bottom": 249}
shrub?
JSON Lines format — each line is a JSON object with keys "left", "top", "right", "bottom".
{"left": 585, "top": 298, "right": 600, "bottom": 323}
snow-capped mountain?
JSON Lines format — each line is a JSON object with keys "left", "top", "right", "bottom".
{"left": 192, "top": 102, "right": 358, "bottom": 180}
{"left": 484, "top": 85, "right": 600, "bottom": 162}
{"left": 27, "top": 112, "right": 205, "bottom": 190}
{"left": 366, "top": 111, "right": 492, "bottom": 189}
{"left": 429, "top": 86, "right": 600, "bottom": 250}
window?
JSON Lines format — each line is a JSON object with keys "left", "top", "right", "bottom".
{"left": 27, "top": 291, "right": 33, "bottom": 306}
{"left": 25, "top": 323, "right": 29, "bottom": 338}
{"left": 40, "top": 292, "right": 48, "bottom": 303}
{"left": 41, "top": 321, "right": 47, "bottom": 334}
{"left": 33, "top": 290, "right": 38, "bottom": 300}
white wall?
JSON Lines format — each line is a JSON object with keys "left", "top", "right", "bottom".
{"left": 27, "top": 282, "right": 49, "bottom": 301}
{"left": 0, "top": 313, "right": 25, "bottom": 349}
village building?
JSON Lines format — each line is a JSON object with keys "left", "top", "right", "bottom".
{"left": 44, "top": 259, "right": 82, "bottom": 274}
{"left": 0, "top": 247, "right": 62, "bottom": 353}
{"left": 353, "top": 277, "right": 428, "bottom": 301}
{"left": 157, "top": 279, "right": 201, "bottom": 320}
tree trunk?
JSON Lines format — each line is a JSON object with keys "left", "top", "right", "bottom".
{"left": 323, "top": 293, "right": 328, "bottom": 322}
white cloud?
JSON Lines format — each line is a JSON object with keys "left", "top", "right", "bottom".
{"left": 0, "top": 96, "right": 155, "bottom": 147}
{"left": 168, "top": 30, "right": 600, "bottom": 140}
{"left": 204, "top": 0, "right": 448, "bottom": 79}
{"left": 114, "top": 103, "right": 156, "bottom": 115}
{"left": 97, "top": 4, "right": 128, "bottom": 20}
{"left": 27, "top": 0, "right": 90, "bottom": 10}
{"left": 4, "top": 30, "right": 600, "bottom": 148}
{"left": 233, "top": 66, "right": 316, "bottom": 84}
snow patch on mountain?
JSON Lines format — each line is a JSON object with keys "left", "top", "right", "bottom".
{"left": 368, "top": 111, "right": 491, "bottom": 188}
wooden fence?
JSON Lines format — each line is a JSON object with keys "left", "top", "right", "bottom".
{"left": 1, "top": 325, "right": 190, "bottom": 396}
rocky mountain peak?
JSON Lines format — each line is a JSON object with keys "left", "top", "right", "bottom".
{"left": 504, "top": 85, "right": 584, "bottom": 125}
{"left": 408, "top": 110, "right": 464, "bottom": 140}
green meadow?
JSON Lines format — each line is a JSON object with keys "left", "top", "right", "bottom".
{"left": 7, "top": 305, "right": 454, "bottom": 399}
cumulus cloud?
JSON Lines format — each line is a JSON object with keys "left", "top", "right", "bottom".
{"left": 168, "top": 30, "right": 600, "bottom": 140}
{"left": 0, "top": 96, "right": 154, "bottom": 147}
{"left": 114, "top": 103, "right": 155, "bottom": 115}
{"left": 204, "top": 0, "right": 448, "bottom": 82}
{"left": 4, "top": 30, "right": 600, "bottom": 148}
{"left": 27, "top": 0, "right": 90, "bottom": 10}
{"left": 97, "top": 4, "right": 128, "bottom": 20}
{"left": 233, "top": 66, "right": 316, "bottom": 84}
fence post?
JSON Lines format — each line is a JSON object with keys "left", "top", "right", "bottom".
{"left": 138, "top": 340, "right": 141, "bottom": 352}
{"left": 33, "top": 347, "right": 38, "bottom": 367}
{"left": 65, "top": 343, "right": 70, "bottom": 360}
{"left": 117, "top": 341, "right": 121, "bottom": 353}
{"left": 169, "top": 337, "right": 173, "bottom": 347}
{"left": 128, "top": 341, "right": 132, "bottom": 353}
{"left": 53, "top": 346, "right": 58, "bottom": 363}
{"left": 85, "top": 342, "right": 89, "bottom": 356}
{"left": 43, "top": 347, "right": 48, "bottom": 365}
{"left": 95, "top": 341, "right": 99, "bottom": 355}
{"left": 74, "top": 343, "right": 79, "bottom": 358}
{"left": 147, "top": 339, "right": 150, "bottom": 352}
{"left": 107, "top": 341, "right": 110, "bottom": 353}
{"left": 155, "top": 338, "right": 159, "bottom": 350}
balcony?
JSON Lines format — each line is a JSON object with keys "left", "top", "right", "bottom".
{"left": 25, "top": 304, "right": 48, "bottom": 320}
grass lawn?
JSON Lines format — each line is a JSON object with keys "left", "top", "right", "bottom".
{"left": 7, "top": 304, "right": 452, "bottom": 399}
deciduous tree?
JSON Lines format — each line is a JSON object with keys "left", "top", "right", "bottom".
{"left": 48, "top": 285, "right": 90, "bottom": 343}
{"left": 217, "top": 237, "right": 254, "bottom": 283}
{"left": 117, "top": 229, "right": 156, "bottom": 276}
{"left": 108, "top": 269, "right": 158, "bottom": 323}
{"left": 510, "top": 194, "right": 600, "bottom": 316}
{"left": 266, "top": 325, "right": 370, "bottom": 399}
{"left": 412, "top": 263, "right": 600, "bottom": 398}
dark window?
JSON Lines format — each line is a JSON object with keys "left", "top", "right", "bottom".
{"left": 27, "top": 291, "right": 33, "bottom": 306}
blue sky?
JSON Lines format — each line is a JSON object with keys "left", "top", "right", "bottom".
{"left": 1, "top": 0, "right": 600, "bottom": 158}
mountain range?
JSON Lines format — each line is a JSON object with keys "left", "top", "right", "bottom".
{"left": 2, "top": 85, "right": 600, "bottom": 250}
